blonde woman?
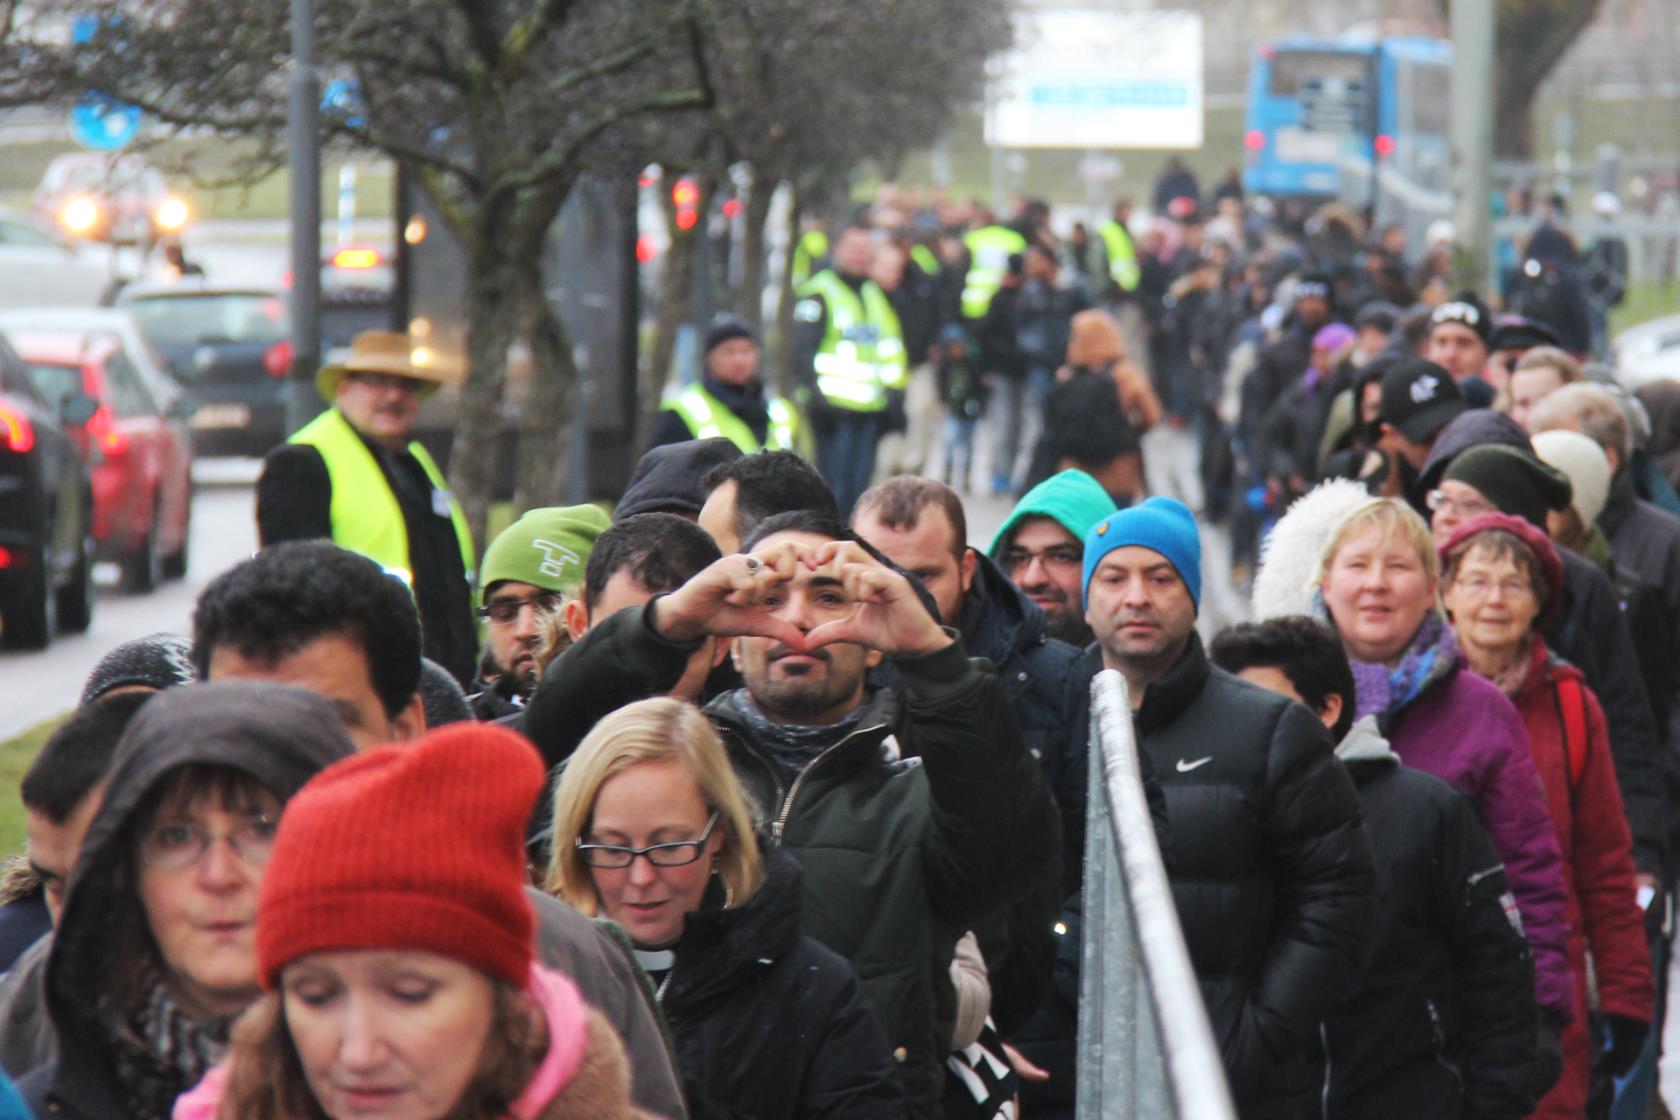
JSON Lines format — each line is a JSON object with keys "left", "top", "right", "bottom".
{"left": 548, "top": 698, "right": 903, "bottom": 1120}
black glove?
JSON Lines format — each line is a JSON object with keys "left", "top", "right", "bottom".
{"left": 1605, "top": 1014, "right": 1649, "bottom": 1078}
{"left": 1531, "top": 1008, "right": 1564, "bottom": 1099}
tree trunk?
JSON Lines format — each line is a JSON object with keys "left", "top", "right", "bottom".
{"left": 449, "top": 213, "right": 522, "bottom": 551}
{"left": 515, "top": 256, "right": 580, "bottom": 510}
{"left": 1447, "top": 0, "right": 1604, "bottom": 159}
{"left": 768, "top": 182, "right": 803, "bottom": 399}
{"left": 637, "top": 173, "right": 713, "bottom": 448}
{"left": 736, "top": 169, "right": 775, "bottom": 334}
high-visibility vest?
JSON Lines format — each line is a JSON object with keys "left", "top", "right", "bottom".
{"left": 289, "top": 407, "right": 474, "bottom": 587}
{"left": 791, "top": 229, "right": 829, "bottom": 288}
{"left": 797, "top": 270, "right": 908, "bottom": 412}
{"left": 663, "top": 384, "right": 801, "bottom": 454}
{"left": 961, "top": 224, "right": 1029, "bottom": 319}
{"left": 1098, "top": 219, "right": 1141, "bottom": 293}
{"left": 910, "top": 242, "right": 941, "bottom": 279}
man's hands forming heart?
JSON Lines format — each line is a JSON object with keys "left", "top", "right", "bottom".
{"left": 652, "top": 539, "right": 952, "bottom": 658}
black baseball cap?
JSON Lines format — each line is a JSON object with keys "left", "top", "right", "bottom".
{"left": 1380, "top": 358, "right": 1467, "bottom": 444}
{"left": 1488, "top": 316, "right": 1562, "bottom": 353}
{"left": 1429, "top": 291, "right": 1491, "bottom": 345}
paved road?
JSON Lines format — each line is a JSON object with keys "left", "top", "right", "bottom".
{"left": 0, "top": 460, "right": 259, "bottom": 739}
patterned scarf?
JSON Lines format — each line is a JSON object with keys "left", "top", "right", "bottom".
{"left": 106, "top": 966, "right": 238, "bottom": 1120}
{"left": 1348, "top": 612, "right": 1460, "bottom": 732}
{"left": 728, "top": 691, "right": 868, "bottom": 781}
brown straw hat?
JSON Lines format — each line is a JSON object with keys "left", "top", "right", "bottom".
{"left": 315, "top": 330, "right": 452, "bottom": 401}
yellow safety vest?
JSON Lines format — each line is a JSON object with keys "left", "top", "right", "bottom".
{"left": 791, "top": 229, "right": 830, "bottom": 288}
{"left": 961, "top": 224, "right": 1029, "bottom": 319}
{"left": 289, "top": 407, "right": 475, "bottom": 587}
{"left": 1098, "top": 219, "right": 1142, "bottom": 293}
{"left": 797, "top": 270, "right": 908, "bottom": 413}
{"left": 663, "top": 384, "right": 802, "bottom": 454}
{"left": 910, "top": 243, "right": 941, "bottom": 278}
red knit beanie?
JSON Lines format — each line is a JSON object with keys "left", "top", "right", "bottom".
{"left": 257, "top": 723, "right": 544, "bottom": 990}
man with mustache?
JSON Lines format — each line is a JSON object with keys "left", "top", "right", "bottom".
{"left": 256, "top": 331, "right": 477, "bottom": 685}
{"left": 987, "top": 469, "right": 1118, "bottom": 648}
{"left": 524, "top": 508, "right": 1052, "bottom": 1120}
{"left": 1082, "top": 496, "right": 1375, "bottom": 1119}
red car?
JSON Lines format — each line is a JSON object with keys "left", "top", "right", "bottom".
{"left": 9, "top": 328, "right": 193, "bottom": 591}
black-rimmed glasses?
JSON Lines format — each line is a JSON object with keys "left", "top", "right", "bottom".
{"left": 576, "top": 812, "right": 720, "bottom": 868}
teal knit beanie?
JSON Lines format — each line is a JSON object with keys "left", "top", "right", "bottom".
{"left": 988, "top": 470, "right": 1119, "bottom": 560}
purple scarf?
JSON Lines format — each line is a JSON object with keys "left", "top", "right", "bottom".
{"left": 1349, "top": 612, "right": 1458, "bottom": 728}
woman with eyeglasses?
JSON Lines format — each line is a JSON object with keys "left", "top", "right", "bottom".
{"left": 11, "top": 683, "right": 355, "bottom": 1120}
{"left": 1440, "top": 513, "right": 1653, "bottom": 1119}
{"left": 547, "top": 698, "right": 904, "bottom": 1120}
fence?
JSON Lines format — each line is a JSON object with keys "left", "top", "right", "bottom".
{"left": 1077, "top": 669, "right": 1236, "bottom": 1120}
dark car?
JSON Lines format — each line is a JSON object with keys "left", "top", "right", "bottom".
{"left": 118, "top": 283, "right": 396, "bottom": 457}
{"left": 9, "top": 327, "right": 193, "bottom": 591}
{"left": 116, "top": 285, "right": 292, "bottom": 457}
{"left": 0, "top": 333, "right": 95, "bottom": 649}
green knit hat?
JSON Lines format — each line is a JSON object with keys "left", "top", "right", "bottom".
{"left": 478, "top": 505, "right": 610, "bottom": 601}
{"left": 987, "top": 470, "right": 1119, "bottom": 560}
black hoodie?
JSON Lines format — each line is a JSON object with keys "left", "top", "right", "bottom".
{"left": 21, "top": 682, "right": 356, "bottom": 1120}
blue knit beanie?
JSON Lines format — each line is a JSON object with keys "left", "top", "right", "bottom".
{"left": 1083, "top": 497, "right": 1202, "bottom": 612}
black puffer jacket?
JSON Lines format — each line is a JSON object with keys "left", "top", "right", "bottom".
{"left": 1324, "top": 720, "right": 1538, "bottom": 1120}
{"left": 1135, "top": 634, "right": 1375, "bottom": 1119}
{"left": 19, "top": 683, "right": 357, "bottom": 1120}
{"left": 662, "top": 846, "right": 904, "bottom": 1120}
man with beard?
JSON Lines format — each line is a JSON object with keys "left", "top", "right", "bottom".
{"left": 257, "top": 331, "right": 477, "bottom": 684}
{"left": 987, "top": 469, "right": 1117, "bottom": 648}
{"left": 1082, "top": 496, "right": 1374, "bottom": 1118}
{"left": 522, "top": 508, "right": 1052, "bottom": 1119}
{"left": 467, "top": 504, "right": 610, "bottom": 720}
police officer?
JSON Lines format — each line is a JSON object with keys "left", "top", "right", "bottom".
{"left": 1095, "top": 198, "right": 1142, "bottom": 300}
{"left": 649, "top": 314, "right": 804, "bottom": 455}
{"left": 256, "top": 330, "right": 477, "bottom": 684}
{"left": 790, "top": 223, "right": 908, "bottom": 515}
{"left": 960, "top": 211, "right": 1029, "bottom": 321}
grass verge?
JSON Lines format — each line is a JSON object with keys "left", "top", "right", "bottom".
{"left": 0, "top": 716, "right": 63, "bottom": 860}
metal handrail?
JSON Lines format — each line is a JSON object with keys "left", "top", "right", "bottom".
{"left": 1077, "top": 669, "right": 1237, "bottom": 1120}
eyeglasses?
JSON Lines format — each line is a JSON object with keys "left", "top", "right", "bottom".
{"left": 1450, "top": 574, "right": 1536, "bottom": 602}
{"left": 576, "top": 812, "right": 720, "bottom": 869}
{"left": 1425, "top": 489, "right": 1495, "bottom": 518}
{"left": 477, "top": 590, "right": 563, "bottom": 625}
{"left": 345, "top": 370, "right": 423, "bottom": 395}
{"left": 140, "top": 815, "right": 279, "bottom": 871}
{"left": 1001, "top": 545, "right": 1082, "bottom": 575}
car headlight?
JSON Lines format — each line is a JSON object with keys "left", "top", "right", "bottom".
{"left": 60, "top": 195, "right": 101, "bottom": 234}
{"left": 154, "top": 196, "right": 190, "bottom": 231}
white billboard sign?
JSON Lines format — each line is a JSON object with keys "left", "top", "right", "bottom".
{"left": 985, "top": 9, "right": 1204, "bottom": 150}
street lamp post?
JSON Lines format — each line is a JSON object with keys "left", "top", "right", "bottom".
{"left": 286, "top": 0, "right": 322, "bottom": 435}
{"left": 1450, "top": 0, "right": 1495, "bottom": 293}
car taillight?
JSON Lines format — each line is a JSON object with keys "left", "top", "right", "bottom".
{"left": 0, "top": 403, "right": 33, "bottom": 454}
{"left": 0, "top": 546, "right": 14, "bottom": 569}
{"left": 1374, "top": 133, "right": 1396, "bottom": 158}
{"left": 88, "top": 405, "right": 127, "bottom": 456}
{"left": 264, "top": 340, "right": 295, "bottom": 378}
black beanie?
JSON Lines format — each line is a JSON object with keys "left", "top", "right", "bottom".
{"left": 704, "top": 313, "right": 756, "bottom": 354}
{"left": 79, "top": 633, "right": 196, "bottom": 706}
{"left": 1442, "top": 445, "right": 1573, "bottom": 529}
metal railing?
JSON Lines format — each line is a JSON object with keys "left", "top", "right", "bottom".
{"left": 1077, "top": 670, "right": 1237, "bottom": 1120}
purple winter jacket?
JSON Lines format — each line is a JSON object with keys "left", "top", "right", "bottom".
{"left": 1386, "top": 664, "right": 1577, "bottom": 1021}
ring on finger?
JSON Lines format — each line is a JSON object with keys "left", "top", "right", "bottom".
{"left": 743, "top": 555, "right": 763, "bottom": 574}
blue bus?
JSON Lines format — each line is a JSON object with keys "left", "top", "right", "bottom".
{"left": 1242, "top": 37, "right": 1452, "bottom": 238}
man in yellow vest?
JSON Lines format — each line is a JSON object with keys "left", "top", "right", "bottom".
{"left": 255, "top": 330, "right": 478, "bottom": 685}
{"left": 790, "top": 223, "right": 909, "bottom": 514}
{"left": 960, "top": 215, "right": 1029, "bottom": 321}
{"left": 649, "top": 313, "right": 805, "bottom": 456}
{"left": 1096, "top": 198, "right": 1142, "bottom": 299}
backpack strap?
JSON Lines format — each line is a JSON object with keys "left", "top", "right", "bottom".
{"left": 1558, "top": 675, "right": 1588, "bottom": 790}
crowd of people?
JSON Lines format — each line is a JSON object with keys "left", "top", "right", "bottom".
{"left": 0, "top": 161, "right": 1676, "bottom": 1120}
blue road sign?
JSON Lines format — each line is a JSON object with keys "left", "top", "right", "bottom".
{"left": 69, "top": 94, "right": 141, "bottom": 151}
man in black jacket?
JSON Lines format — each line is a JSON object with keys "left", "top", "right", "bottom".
{"left": 1082, "top": 496, "right": 1375, "bottom": 1118}
{"left": 1211, "top": 617, "right": 1539, "bottom": 1120}
{"left": 522, "top": 509, "right": 1052, "bottom": 1119}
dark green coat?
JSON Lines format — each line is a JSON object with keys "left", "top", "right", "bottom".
{"left": 524, "top": 608, "right": 1052, "bottom": 1120}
